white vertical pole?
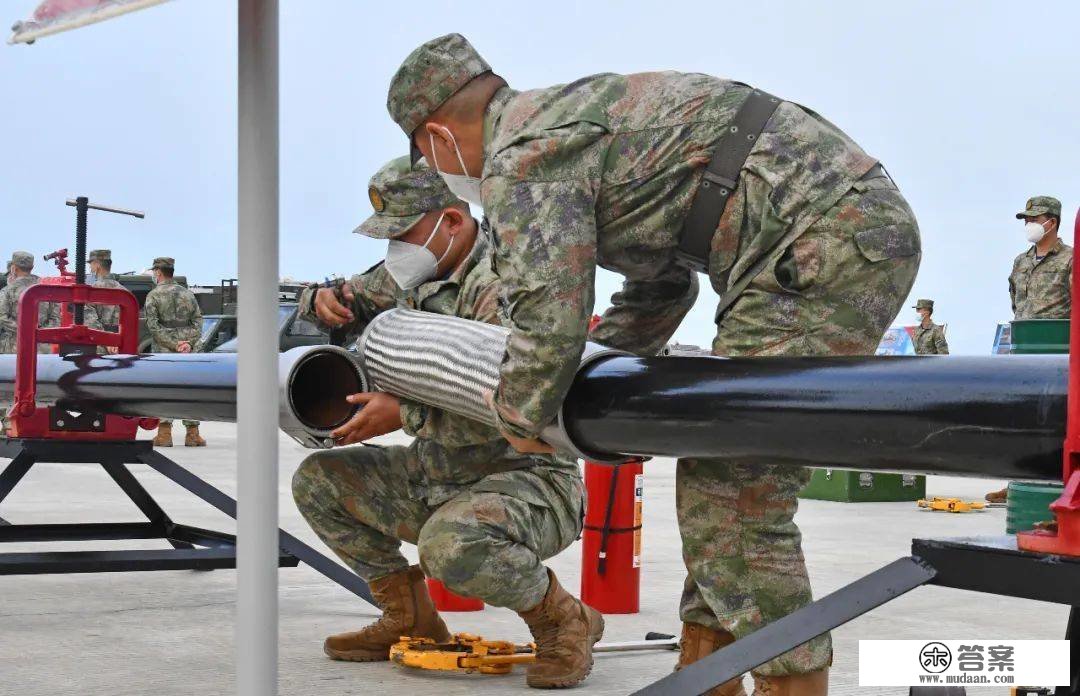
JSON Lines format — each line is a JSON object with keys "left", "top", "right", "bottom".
{"left": 237, "top": 1, "right": 279, "bottom": 694}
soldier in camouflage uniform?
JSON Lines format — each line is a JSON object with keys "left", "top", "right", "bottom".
{"left": 987, "top": 196, "right": 1071, "bottom": 504}
{"left": 388, "top": 34, "right": 921, "bottom": 694}
{"left": 144, "top": 256, "right": 205, "bottom": 447}
{"left": 84, "top": 249, "right": 126, "bottom": 354}
{"left": 0, "top": 251, "right": 60, "bottom": 434}
{"left": 292, "top": 157, "right": 594, "bottom": 689}
{"left": 1010, "top": 196, "right": 1071, "bottom": 320}
{"left": 912, "top": 299, "right": 949, "bottom": 355}
{"left": 0, "top": 251, "right": 60, "bottom": 354}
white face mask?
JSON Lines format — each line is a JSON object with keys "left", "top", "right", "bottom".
{"left": 430, "top": 129, "right": 483, "bottom": 205}
{"left": 1025, "top": 220, "right": 1051, "bottom": 244}
{"left": 385, "top": 213, "right": 454, "bottom": 290}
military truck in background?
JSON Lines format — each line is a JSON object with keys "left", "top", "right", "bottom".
{"left": 107, "top": 275, "right": 326, "bottom": 352}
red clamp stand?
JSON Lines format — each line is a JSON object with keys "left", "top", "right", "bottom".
{"left": 1018, "top": 206, "right": 1080, "bottom": 557}
{"left": 7, "top": 280, "right": 153, "bottom": 441}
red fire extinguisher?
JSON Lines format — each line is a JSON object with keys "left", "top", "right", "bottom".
{"left": 580, "top": 458, "right": 643, "bottom": 614}
{"left": 426, "top": 577, "right": 484, "bottom": 612}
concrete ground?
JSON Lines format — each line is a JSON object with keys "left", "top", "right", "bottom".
{"left": 0, "top": 422, "right": 1067, "bottom": 695}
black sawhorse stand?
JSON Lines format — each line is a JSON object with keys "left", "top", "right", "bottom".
{"left": 0, "top": 438, "right": 373, "bottom": 605}
{"left": 635, "top": 536, "right": 1080, "bottom": 696}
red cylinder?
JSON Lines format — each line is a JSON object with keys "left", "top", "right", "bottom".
{"left": 581, "top": 459, "right": 643, "bottom": 614}
{"left": 426, "top": 577, "right": 484, "bottom": 612}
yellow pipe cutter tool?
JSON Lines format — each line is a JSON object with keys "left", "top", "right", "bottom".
{"left": 390, "top": 632, "right": 678, "bottom": 675}
{"left": 917, "top": 497, "right": 987, "bottom": 513}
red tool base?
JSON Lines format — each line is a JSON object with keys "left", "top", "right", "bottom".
{"left": 6, "top": 406, "right": 151, "bottom": 442}
{"left": 1017, "top": 471, "right": 1080, "bottom": 557}
{"left": 426, "top": 578, "right": 484, "bottom": 612}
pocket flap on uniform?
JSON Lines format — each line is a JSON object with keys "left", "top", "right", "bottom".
{"left": 853, "top": 224, "right": 920, "bottom": 262}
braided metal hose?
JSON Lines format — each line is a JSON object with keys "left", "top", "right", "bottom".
{"left": 354, "top": 309, "right": 624, "bottom": 460}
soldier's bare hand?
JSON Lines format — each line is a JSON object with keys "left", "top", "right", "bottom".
{"left": 176, "top": 341, "right": 192, "bottom": 353}
{"left": 330, "top": 392, "right": 402, "bottom": 445}
{"left": 315, "top": 286, "right": 355, "bottom": 327}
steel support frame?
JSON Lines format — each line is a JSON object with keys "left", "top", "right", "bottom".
{"left": 0, "top": 438, "right": 372, "bottom": 605}
{"left": 634, "top": 536, "right": 1080, "bottom": 696}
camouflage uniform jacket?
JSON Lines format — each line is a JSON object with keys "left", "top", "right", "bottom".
{"left": 0, "top": 274, "right": 60, "bottom": 354}
{"left": 86, "top": 276, "right": 125, "bottom": 330}
{"left": 1010, "top": 239, "right": 1073, "bottom": 320}
{"left": 913, "top": 322, "right": 949, "bottom": 355}
{"left": 478, "top": 75, "right": 880, "bottom": 437}
{"left": 299, "top": 232, "right": 578, "bottom": 503}
{"left": 144, "top": 278, "right": 202, "bottom": 352}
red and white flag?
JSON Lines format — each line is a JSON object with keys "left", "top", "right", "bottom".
{"left": 9, "top": 0, "right": 170, "bottom": 45}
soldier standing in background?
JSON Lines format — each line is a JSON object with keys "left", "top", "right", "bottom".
{"left": 0, "top": 251, "right": 59, "bottom": 354}
{"left": 988, "top": 196, "right": 1071, "bottom": 504}
{"left": 84, "top": 249, "right": 125, "bottom": 354}
{"left": 912, "top": 299, "right": 949, "bottom": 355}
{"left": 144, "top": 256, "right": 205, "bottom": 447}
{"left": 0, "top": 251, "right": 60, "bottom": 434}
{"left": 388, "top": 34, "right": 921, "bottom": 694}
{"left": 1010, "top": 196, "right": 1071, "bottom": 320}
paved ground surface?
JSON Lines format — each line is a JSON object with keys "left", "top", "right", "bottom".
{"left": 0, "top": 422, "right": 1068, "bottom": 695}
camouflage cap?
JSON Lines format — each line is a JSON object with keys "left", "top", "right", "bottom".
{"left": 87, "top": 249, "right": 111, "bottom": 263}
{"left": 151, "top": 256, "right": 175, "bottom": 270}
{"left": 386, "top": 33, "right": 491, "bottom": 137}
{"left": 9, "top": 250, "right": 33, "bottom": 270}
{"left": 355, "top": 156, "right": 463, "bottom": 239}
{"left": 912, "top": 298, "right": 934, "bottom": 311}
{"left": 1016, "top": 196, "right": 1062, "bottom": 219}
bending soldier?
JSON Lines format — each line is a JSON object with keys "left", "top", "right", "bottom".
{"left": 387, "top": 34, "right": 921, "bottom": 694}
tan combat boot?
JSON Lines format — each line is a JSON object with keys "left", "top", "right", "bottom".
{"left": 323, "top": 565, "right": 450, "bottom": 662}
{"left": 152, "top": 423, "right": 173, "bottom": 447}
{"left": 985, "top": 487, "right": 1008, "bottom": 503}
{"left": 676, "top": 622, "right": 747, "bottom": 696}
{"left": 184, "top": 424, "right": 207, "bottom": 447}
{"left": 517, "top": 568, "right": 604, "bottom": 689}
{"left": 752, "top": 669, "right": 829, "bottom": 695}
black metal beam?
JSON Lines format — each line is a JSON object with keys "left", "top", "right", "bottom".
{"left": 914, "top": 536, "right": 1080, "bottom": 605}
{"left": 138, "top": 448, "right": 375, "bottom": 605}
{"left": 0, "top": 522, "right": 162, "bottom": 543}
{"left": 631, "top": 557, "right": 938, "bottom": 696}
{"left": 0, "top": 450, "right": 34, "bottom": 502}
{"left": 0, "top": 547, "right": 297, "bottom": 575}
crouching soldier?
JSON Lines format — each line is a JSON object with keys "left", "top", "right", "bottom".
{"left": 292, "top": 156, "right": 599, "bottom": 689}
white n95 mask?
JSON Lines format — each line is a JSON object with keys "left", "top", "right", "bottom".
{"left": 385, "top": 213, "right": 454, "bottom": 290}
{"left": 1025, "top": 220, "right": 1050, "bottom": 244}
{"left": 430, "top": 130, "right": 483, "bottom": 205}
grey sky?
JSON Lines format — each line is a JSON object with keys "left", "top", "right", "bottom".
{"left": 2, "top": 0, "right": 1077, "bottom": 354}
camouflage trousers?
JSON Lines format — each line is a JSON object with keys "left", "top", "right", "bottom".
{"left": 679, "top": 170, "right": 921, "bottom": 676}
{"left": 292, "top": 443, "right": 584, "bottom": 611}
{"left": 160, "top": 420, "right": 199, "bottom": 428}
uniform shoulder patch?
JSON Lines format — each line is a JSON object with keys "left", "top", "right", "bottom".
{"left": 368, "top": 186, "right": 385, "bottom": 213}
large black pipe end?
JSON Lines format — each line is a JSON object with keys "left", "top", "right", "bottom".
{"left": 288, "top": 350, "right": 365, "bottom": 432}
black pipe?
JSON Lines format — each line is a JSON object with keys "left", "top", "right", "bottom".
{"left": 0, "top": 348, "right": 365, "bottom": 443}
{"left": 561, "top": 354, "right": 1067, "bottom": 482}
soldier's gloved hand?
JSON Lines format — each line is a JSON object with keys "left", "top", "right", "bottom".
{"left": 331, "top": 392, "right": 403, "bottom": 445}
{"left": 176, "top": 341, "right": 192, "bottom": 353}
{"left": 314, "top": 286, "right": 355, "bottom": 327}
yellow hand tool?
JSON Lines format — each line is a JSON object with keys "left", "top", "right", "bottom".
{"left": 390, "top": 632, "right": 678, "bottom": 675}
{"left": 917, "top": 497, "right": 987, "bottom": 513}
